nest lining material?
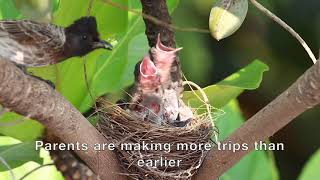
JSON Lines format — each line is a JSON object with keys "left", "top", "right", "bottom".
{"left": 97, "top": 102, "right": 215, "bottom": 180}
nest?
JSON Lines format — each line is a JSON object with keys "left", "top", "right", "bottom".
{"left": 97, "top": 102, "right": 215, "bottom": 180}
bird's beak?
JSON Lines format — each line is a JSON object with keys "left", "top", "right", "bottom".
{"left": 93, "top": 40, "right": 113, "bottom": 50}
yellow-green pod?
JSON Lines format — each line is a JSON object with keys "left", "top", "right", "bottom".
{"left": 209, "top": 0, "right": 248, "bottom": 40}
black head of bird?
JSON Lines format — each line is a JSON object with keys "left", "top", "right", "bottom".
{"left": 0, "top": 16, "right": 113, "bottom": 88}
{"left": 0, "top": 16, "right": 113, "bottom": 67}
{"left": 64, "top": 16, "right": 113, "bottom": 57}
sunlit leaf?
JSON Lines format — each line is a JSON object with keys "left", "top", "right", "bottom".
{"left": 0, "top": 137, "right": 42, "bottom": 172}
{"left": 299, "top": 149, "right": 320, "bottom": 180}
{"left": 0, "top": 138, "right": 62, "bottom": 179}
{"left": 0, "top": 112, "right": 44, "bottom": 142}
{"left": 183, "top": 60, "right": 269, "bottom": 109}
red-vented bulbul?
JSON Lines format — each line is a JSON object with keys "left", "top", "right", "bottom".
{"left": 0, "top": 16, "right": 112, "bottom": 67}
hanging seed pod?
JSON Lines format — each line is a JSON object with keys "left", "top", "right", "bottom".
{"left": 209, "top": 0, "right": 248, "bottom": 40}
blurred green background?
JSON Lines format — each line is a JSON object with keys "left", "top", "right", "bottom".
{"left": 0, "top": 0, "right": 319, "bottom": 179}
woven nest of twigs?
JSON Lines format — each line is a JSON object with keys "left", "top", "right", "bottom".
{"left": 97, "top": 101, "right": 215, "bottom": 180}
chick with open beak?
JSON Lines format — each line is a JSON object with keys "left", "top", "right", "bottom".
{"left": 150, "top": 34, "right": 183, "bottom": 87}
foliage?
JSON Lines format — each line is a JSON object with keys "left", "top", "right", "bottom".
{"left": 298, "top": 149, "right": 320, "bottom": 180}
{"left": 183, "top": 60, "right": 269, "bottom": 108}
{"left": 0, "top": 0, "right": 293, "bottom": 179}
{"left": 217, "top": 101, "right": 279, "bottom": 180}
{"left": 0, "top": 137, "right": 42, "bottom": 172}
{"left": 184, "top": 60, "right": 277, "bottom": 180}
{"left": 0, "top": 137, "right": 63, "bottom": 179}
{"left": 0, "top": 113, "right": 43, "bottom": 142}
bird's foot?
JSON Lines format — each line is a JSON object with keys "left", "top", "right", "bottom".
{"left": 16, "top": 64, "right": 27, "bottom": 73}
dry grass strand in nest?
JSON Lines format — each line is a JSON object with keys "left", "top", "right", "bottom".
{"left": 97, "top": 101, "right": 215, "bottom": 180}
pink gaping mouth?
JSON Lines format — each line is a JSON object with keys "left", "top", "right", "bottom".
{"left": 155, "top": 34, "right": 183, "bottom": 54}
{"left": 140, "top": 56, "right": 158, "bottom": 77}
{"left": 151, "top": 34, "right": 183, "bottom": 84}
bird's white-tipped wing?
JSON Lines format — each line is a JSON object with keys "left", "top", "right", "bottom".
{"left": 0, "top": 20, "right": 65, "bottom": 66}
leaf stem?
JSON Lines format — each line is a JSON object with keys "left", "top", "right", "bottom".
{"left": 250, "top": 0, "right": 317, "bottom": 64}
{"left": 182, "top": 81, "right": 219, "bottom": 144}
{"left": 0, "top": 156, "right": 15, "bottom": 180}
{"left": 102, "top": 0, "right": 210, "bottom": 34}
{"left": 19, "top": 163, "right": 54, "bottom": 180}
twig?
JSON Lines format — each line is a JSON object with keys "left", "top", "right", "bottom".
{"left": 19, "top": 163, "right": 54, "bottom": 180}
{"left": 182, "top": 81, "right": 219, "bottom": 144}
{"left": 86, "top": 0, "right": 95, "bottom": 16}
{"left": 195, "top": 60, "right": 320, "bottom": 179}
{"left": 101, "top": 0, "right": 210, "bottom": 34}
{"left": 250, "top": 0, "right": 317, "bottom": 64}
{"left": 0, "top": 156, "right": 15, "bottom": 180}
{"left": 84, "top": 0, "right": 97, "bottom": 110}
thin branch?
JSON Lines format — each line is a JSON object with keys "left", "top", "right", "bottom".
{"left": 0, "top": 156, "right": 15, "bottom": 180}
{"left": 86, "top": 0, "right": 95, "bottom": 16}
{"left": 139, "top": 0, "right": 183, "bottom": 88}
{"left": 0, "top": 60, "right": 125, "bottom": 180}
{"left": 19, "top": 163, "right": 54, "bottom": 180}
{"left": 195, "top": 60, "right": 320, "bottom": 179}
{"left": 102, "top": 0, "right": 210, "bottom": 34}
{"left": 250, "top": 0, "right": 317, "bottom": 64}
{"left": 182, "top": 81, "right": 219, "bottom": 144}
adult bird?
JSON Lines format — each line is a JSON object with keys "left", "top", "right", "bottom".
{"left": 0, "top": 16, "right": 112, "bottom": 67}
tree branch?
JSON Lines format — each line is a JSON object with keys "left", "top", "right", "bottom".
{"left": 140, "top": 0, "right": 182, "bottom": 85}
{"left": 140, "top": 0, "right": 175, "bottom": 47}
{"left": 195, "top": 60, "right": 320, "bottom": 179}
{"left": 0, "top": 59, "right": 125, "bottom": 180}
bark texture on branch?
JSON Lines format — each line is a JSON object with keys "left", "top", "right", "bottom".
{"left": 140, "top": 0, "right": 182, "bottom": 85}
{"left": 140, "top": 0, "right": 176, "bottom": 47}
{"left": 0, "top": 59, "right": 124, "bottom": 180}
{"left": 195, "top": 60, "right": 320, "bottom": 179}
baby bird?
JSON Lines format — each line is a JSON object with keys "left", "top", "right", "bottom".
{"left": 0, "top": 16, "right": 112, "bottom": 67}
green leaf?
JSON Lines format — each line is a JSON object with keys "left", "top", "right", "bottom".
{"left": 0, "top": 137, "right": 43, "bottom": 172}
{"left": 0, "top": 0, "right": 23, "bottom": 19}
{"left": 79, "top": 0, "right": 180, "bottom": 112}
{"left": 218, "top": 101, "right": 279, "bottom": 180}
{"left": 183, "top": 60, "right": 269, "bottom": 109}
{"left": 167, "top": 0, "right": 180, "bottom": 12}
{"left": 217, "top": 60, "right": 269, "bottom": 89}
{"left": 299, "top": 149, "right": 320, "bottom": 180}
{"left": 119, "top": 33, "right": 149, "bottom": 88}
{"left": 0, "top": 137, "right": 62, "bottom": 179}
{"left": 0, "top": 112, "right": 44, "bottom": 142}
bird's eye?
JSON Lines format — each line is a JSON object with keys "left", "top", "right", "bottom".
{"left": 82, "top": 35, "right": 87, "bottom": 40}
